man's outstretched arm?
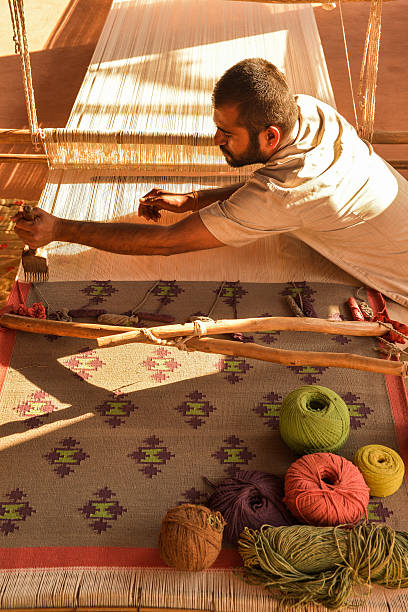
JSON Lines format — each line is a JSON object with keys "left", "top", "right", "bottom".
{"left": 13, "top": 208, "right": 225, "bottom": 256}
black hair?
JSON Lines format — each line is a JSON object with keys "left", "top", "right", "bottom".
{"left": 212, "top": 58, "right": 298, "bottom": 136}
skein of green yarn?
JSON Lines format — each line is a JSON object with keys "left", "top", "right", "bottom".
{"left": 238, "top": 523, "right": 408, "bottom": 609}
{"left": 353, "top": 444, "right": 405, "bottom": 497}
{"left": 279, "top": 385, "right": 350, "bottom": 454}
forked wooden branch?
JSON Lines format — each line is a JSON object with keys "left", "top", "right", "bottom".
{"left": 0, "top": 313, "right": 405, "bottom": 377}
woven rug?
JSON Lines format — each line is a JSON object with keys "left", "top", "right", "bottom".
{"left": 0, "top": 280, "right": 408, "bottom": 611}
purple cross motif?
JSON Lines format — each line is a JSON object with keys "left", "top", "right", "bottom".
{"left": 44, "top": 437, "right": 90, "bottom": 478}
{"left": 81, "top": 280, "right": 118, "bottom": 305}
{"left": 287, "top": 365, "right": 328, "bottom": 384}
{"left": 217, "top": 355, "right": 252, "bottom": 384}
{"left": 151, "top": 280, "right": 184, "bottom": 306}
{"left": 178, "top": 487, "right": 209, "bottom": 507}
{"left": 254, "top": 391, "right": 283, "bottom": 429}
{"left": 175, "top": 390, "right": 216, "bottom": 429}
{"left": 331, "top": 335, "right": 352, "bottom": 346}
{"left": 280, "top": 282, "right": 317, "bottom": 317}
{"left": 0, "top": 489, "right": 35, "bottom": 535}
{"left": 128, "top": 435, "right": 175, "bottom": 478}
{"left": 257, "top": 313, "right": 281, "bottom": 345}
{"left": 79, "top": 487, "right": 127, "bottom": 534}
{"left": 215, "top": 281, "right": 247, "bottom": 318}
{"left": 341, "top": 391, "right": 373, "bottom": 429}
{"left": 212, "top": 435, "right": 255, "bottom": 477}
{"left": 95, "top": 392, "right": 138, "bottom": 428}
{"left": 367, "top": 500, "right": 394, "bottom": 523}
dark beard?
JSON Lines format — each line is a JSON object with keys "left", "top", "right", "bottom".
{"left": 220, "top": 130, "right": 266, "bottom": 167}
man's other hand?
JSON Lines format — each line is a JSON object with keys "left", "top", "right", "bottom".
{"left": 138, "top": 189, "right": 195, "bottom": 221}
{"left": 13, "top": 208, "right": 59, "bottom": 249}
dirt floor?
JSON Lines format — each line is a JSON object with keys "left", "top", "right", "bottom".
{"left": 0, "top": 0, "right": 407, "bottom": 305}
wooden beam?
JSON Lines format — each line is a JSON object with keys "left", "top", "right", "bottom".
{"left": 387, "top": 160, "right": 408, "bottom": 170}
{"left": 0, "top": 128, "right": 35, "bottom": 144}
{"left": 1, "top": 129, "right": 408, "bottom": 146}
{"left": 0, "top": 313, "right": 388, "bottom": 342}
{"left": 372, "top": 131, "right": 408, "bottom": 145}
{"left": 0, "top": 153, "right": 48, "bottom": 164}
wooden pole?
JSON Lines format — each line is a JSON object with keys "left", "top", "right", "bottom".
{"left": 1, "top": 128, "right": 408, "bottom": 145}
{"left": 0, "top": 313, "right": 387, "bottom": 343}
{"left": 387, "top": 160, "right": 408, "bottom": 170}
{"left": 372, "top": 131, "right": 408, "bottom": 145}
{"left": 0, "top": 313, "right": 139, "bottom": 338}
{"left": 96, "top": 316, "right": 387, "bottom": 348}
{"left": 0, "top": 128, "right": 43, "bottom": 145}
{"left": 185, "top": 336, "right": 407, "bottom": 377}
{"left": 0, "top": 153, "right": 48, "bottom": 164}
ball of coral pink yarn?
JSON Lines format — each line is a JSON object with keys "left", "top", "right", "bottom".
{"left": 283, "top": 452, "right": 370, "bottom": 526}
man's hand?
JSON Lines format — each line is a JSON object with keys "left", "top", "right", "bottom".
{"left": 13, "top": 208, "right": 60, "bottom": 249}
{"left": 138, "top": 189, "right": 196, "bottom": 221}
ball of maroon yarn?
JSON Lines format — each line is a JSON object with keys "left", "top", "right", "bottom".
{"left": 284, "top": 452, "right": 370, "bottom": 526}
{"left": 207, "top": 470, "right": 295, "bottom": 543}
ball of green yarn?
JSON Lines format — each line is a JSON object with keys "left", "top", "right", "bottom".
{"left": 279, "top": 385, "right": 350, "bottom": 454}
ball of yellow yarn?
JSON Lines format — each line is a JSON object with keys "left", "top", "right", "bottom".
{"left": 159, "top": 504, "right": 226, "bottom": 571}
{"left": 353, "top": 444, "right": 405, "bottom": 497}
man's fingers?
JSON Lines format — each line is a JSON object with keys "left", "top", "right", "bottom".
{"left": 138, "top": 203, "right": 161, "bottom": 222}
{"left": 140, "top": 188, "right": 163, "bottom": 202}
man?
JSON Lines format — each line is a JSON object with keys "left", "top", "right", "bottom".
{"left": 14, "top": 58, "right": 408, "bottom": 307}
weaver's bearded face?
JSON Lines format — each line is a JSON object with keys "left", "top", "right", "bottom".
{"left": 213, "top": 104, "right": 270, "bottom": 167}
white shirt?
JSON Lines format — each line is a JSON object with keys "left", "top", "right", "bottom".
{"left": 199, "top": 95, "right": 408, "bottom": 307}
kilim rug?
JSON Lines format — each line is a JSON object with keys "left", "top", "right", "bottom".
{"left": 0, "top": 280, "right": 408, "bottom": 611}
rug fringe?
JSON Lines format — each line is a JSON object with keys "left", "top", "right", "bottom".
{"left": 1, "top": 568, "right": 408, "bottom": 611}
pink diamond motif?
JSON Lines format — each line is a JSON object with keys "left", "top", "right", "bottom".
{"left": 142, "top": 347, "right": 181, "bottom": 383}
{"left": 64, "top": 349, "right": 105, "bottom": 380}
{"left": 15, "top": 390, "right": 58, "bottom": 417}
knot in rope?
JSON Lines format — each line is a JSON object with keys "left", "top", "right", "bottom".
{"left": 139, "top": 316, "right": 215, "bottom": 352}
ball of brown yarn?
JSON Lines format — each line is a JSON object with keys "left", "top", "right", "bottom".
{"left": 159, "top": 504, "right": 226, "bottom": 571}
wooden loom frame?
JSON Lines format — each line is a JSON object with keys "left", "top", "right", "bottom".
{"left": 0, "top": 129, "right": 408, "bottom": 169}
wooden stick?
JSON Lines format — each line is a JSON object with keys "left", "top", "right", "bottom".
{"left": 0, "top": 314, "right": 140, "bottom": 338}
{"left": 185, "top": 337, "right": 408, "bottom": 377}
{"left": 1, "top": 128, "right": 407, "bottom": 145}
{"left": 372, "top": 131, "right": 408, "bottom": 145}
{"left": 0, "top": 313, "right": 387, "bottom": 343}
{"left": 0, "top": 153, "right": 48, "bottom": 164}
{"left": 0, "top": 128, "right": 42, "bottom": 145}
{"left": 96, "top": 316, "right": 387, "bottom": 348}
{"left": 387, "top": 160, "right": 408, "bottom": 170}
